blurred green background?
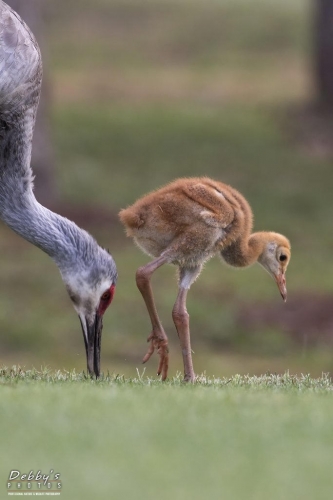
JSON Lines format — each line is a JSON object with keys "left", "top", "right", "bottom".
{"left": 2, "top": 0, "right": 333, "bottom": 379}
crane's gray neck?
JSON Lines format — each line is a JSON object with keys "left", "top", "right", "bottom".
{"left": 0, "top": 114, "right": 117, "bottom": 285}
{"left": 0, "top": 177, "right": 96, "bottom": 271}
{"left": 0, "top": 107, "right": 84, "bottom": 270}
{"left": 0, "top": 122, "right": 108, "bottom": 284}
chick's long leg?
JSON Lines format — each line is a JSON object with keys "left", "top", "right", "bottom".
{"left": 136, "top": 255, "right": 169, "bottom": 380}
{"left": 172, "top": 266, "right": 202, "bottom": 382}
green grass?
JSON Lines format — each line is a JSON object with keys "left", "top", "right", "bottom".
{"left": 1, "top": 367, "right": 333, "bottom": 500}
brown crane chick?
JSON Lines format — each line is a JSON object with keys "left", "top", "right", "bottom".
{"left": 119, "top": 177, "right": 291, "bottom": 382}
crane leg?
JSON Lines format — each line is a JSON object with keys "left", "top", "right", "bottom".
{"left": 172, "top": 266, "right": 201, "bottom": 382}
{"left": 136, "top": 255, "right": 169, "bottom": 380}
{"left": 172, "top": 287, "right": 195, "bottom": 382}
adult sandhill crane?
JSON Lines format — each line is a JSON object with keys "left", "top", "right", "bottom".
{"left": 0, "top": 1, "right": 117, "bottom": 376}
{"left": 119, "top": 177, "right": 291, "bottom": 382}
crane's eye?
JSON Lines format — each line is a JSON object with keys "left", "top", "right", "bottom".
{"left": 279, "top": 255, "right": 287, "bottom": 262}
{"left": 98, "top": 285, "right": 115, "bottom": 315}
{"left": 101, "top": 291, "right": 111, "bottom": 301}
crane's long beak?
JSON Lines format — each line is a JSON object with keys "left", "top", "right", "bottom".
{"left": 274, "top": 271, "right": 287, "bottom": 302}
{"left": 79, "top": 313, "right": 103, "bottom": 378}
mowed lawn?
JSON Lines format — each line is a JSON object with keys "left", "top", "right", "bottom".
{"left": 1, "top": 368, "right": 333, "bottom": 500}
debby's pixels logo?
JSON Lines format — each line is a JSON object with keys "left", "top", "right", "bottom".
{"left": 7, "top": 470, "right": 62, "bottom": 496}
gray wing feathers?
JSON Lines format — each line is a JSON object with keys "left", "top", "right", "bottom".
{"left": 0, "top": 0, "right": 41, "bottom": 112}
{"left": 0, "top": 1, "right": 42, "bottom": 194}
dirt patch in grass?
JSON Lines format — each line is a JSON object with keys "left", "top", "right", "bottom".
{"left": 286, "top": 104, "right": 333, "bottom": 159}
{"left": 238, "top": 292, "right": 333, "bottom": 347}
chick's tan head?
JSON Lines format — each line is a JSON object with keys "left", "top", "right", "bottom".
{"left": 257, "top": 232, "right": 291, "bottom": 301}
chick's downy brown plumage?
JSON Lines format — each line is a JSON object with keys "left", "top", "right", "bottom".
{"left": 119, "top": 177, "right": 290, "bottom": 382}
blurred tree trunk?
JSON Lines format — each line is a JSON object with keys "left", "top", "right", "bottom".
{"left": 314, "top": 0, "right": 333, "bottom": 110}
{"left": 6, "top": 0, "right": 56, "bottom": 206}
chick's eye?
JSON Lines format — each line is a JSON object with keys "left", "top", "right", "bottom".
{"left": 101, "top": 291, "right": 111, "bottom": 301}
{"left": 279, "top": 255, "right": 287, "bottom": 262}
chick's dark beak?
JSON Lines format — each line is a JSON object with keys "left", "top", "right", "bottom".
{"left": 274, "top": 271, "right": 287, "bottom": 302}
{"left": 79, "top": 313, "right": 103, "bottom": 378}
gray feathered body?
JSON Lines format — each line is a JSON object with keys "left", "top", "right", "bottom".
{"left": 0, "top": 1, "right": 117, "bottom": 286}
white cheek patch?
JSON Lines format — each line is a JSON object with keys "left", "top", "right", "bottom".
{"left": 99, "top": 279, "right": 113, "bottom": 295}
{"left": 67, "top": 277, "right": 113, "bottom": 320}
